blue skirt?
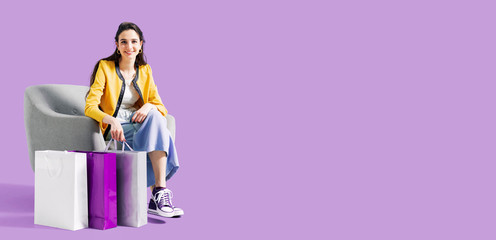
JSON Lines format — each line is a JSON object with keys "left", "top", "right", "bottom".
{"left": 110, "top": 108, "right": 179, "bottom": 187}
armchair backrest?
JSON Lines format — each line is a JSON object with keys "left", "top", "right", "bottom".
{"left": 25, "top": 84, "right": 89, "bottom": 116}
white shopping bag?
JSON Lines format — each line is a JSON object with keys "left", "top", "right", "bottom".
{"left": 105, "top": 140, "right": 147, "bottom": 227}
{"left": 34, "top": 150, "right": 88, "bottom": 231}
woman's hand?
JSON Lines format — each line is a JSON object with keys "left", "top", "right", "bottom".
{"left": 110, "top": 120, "right": 126, "bottom": 142}
{"left": 132, "top": 103, "right": 157, "bottom": 123}
{"left": 103, "top": 115, "right": 126, "bottom": 142}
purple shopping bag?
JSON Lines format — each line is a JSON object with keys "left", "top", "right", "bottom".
{"left": 72, "top": 151, "right": 117, "bottom": 230}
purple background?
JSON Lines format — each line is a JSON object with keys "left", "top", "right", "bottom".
{"left": 0, "top": 0, "right": 495, "bottom": 239}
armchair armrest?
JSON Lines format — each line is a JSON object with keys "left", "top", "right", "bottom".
{"left": 166, "top": 114, "right": 176, "bottom": 142}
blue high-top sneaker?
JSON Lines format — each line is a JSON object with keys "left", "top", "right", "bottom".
{"left": 148, "top": 188, "right": 184, "bottom": 217}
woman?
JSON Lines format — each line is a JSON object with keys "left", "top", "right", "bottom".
{"left": 85, "top": 22, "right": 183, "bottom": 218}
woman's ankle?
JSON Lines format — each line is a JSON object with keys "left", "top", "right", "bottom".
{"left": 152, "top": 184, "right": 166, "bottom": 191}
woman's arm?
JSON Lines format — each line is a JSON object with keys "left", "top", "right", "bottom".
{"left": 85, "top": 61, "right": 125, "bottom": 142}
{"left": 85, "top": 61, "right": 110, "bottom": 122}
{"left": 145, "top": 64, "right": 168, "bottom": 116}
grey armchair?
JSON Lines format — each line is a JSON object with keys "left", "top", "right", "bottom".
{"left": 24, "top": 84, "right": 176, "bottom": 171}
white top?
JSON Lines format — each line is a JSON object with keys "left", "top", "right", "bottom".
{"left": 116, "top": 79, "right": 140, "bottom": 123}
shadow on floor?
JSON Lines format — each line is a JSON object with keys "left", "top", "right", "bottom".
{"left": 0, "top": 183, "right": 34, "bottom": 213}
{"left": 0, "top": 183, "right": 170, "bottom": 229}
{"left": 0, "top": 183, "right": 35, "bottom": 228}
{"left": 0, "top": 215, "right": 35, "bottom": 228}
{"left": 148, "top": 216, "right": 166, "bottom": 224}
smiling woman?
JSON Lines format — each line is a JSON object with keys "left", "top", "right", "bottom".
{"left": 117, "top": 30, "right": 143, "bottom": 59}
{"left": 84, "top": 22, "right": 184, "bottom": 218}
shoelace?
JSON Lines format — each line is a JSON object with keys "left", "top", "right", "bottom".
{"left": 155, "top": 190, "right": 174, "bottom": 208}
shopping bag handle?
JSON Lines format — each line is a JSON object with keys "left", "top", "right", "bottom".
{"left": 105, "top": 138, "right": 134, "bottom": 152}
{"left": 43, "top": 152, "right": 64, "bottom": 178}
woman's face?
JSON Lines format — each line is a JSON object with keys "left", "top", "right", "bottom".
{"left": 116, "top": 29, "right": 143, "bottom": 60}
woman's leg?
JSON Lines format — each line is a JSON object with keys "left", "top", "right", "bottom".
{"left": 131, "top": 109, "right": 183, "bottom": 217}
{"left": 149, "top": 150, "right": 167, "bottom": 189}
{"left": 132, "top": 109, "right": 179, "bottom": 188}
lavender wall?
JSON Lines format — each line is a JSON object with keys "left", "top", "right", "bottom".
{"left": 1, "top": 0, "right": 495, "bottom": 239}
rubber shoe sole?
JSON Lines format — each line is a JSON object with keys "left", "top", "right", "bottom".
{"left": 148, "top": 208, "right": 175, "bottom": 218}
{"left": 173, "top": 208, "right": 184, "bottom": 217}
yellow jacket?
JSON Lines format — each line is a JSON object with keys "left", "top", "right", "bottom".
{"left": 85, "top": 60, "right": 167, "bottom": 138}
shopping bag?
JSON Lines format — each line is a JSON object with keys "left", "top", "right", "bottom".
{"left": 34, "top": 150, "right": 88, "bottom": 231}
{"left": 72, "top": 151, "right": 117, "bottom": 230}
{"left": 105, "top": 139, "right": 148, "bottom": 227}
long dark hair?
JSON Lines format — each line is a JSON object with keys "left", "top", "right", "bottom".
{"left": 86, "top": 22, "right": 148, "bottom": 98}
